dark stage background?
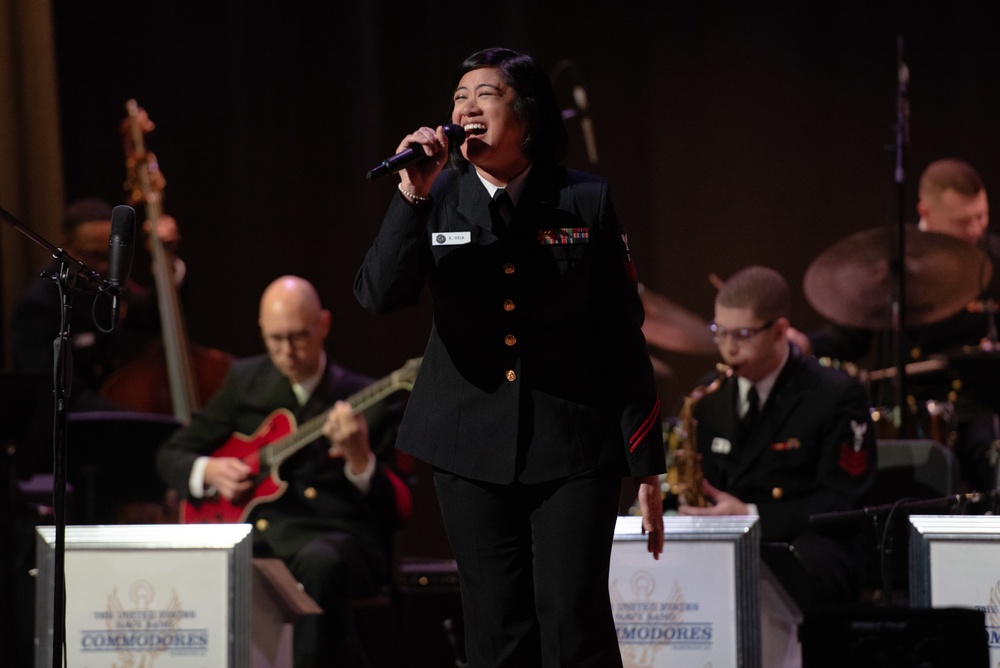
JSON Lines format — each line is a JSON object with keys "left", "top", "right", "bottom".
{"left": 50, "top": 2, "right": 1000, "bottom": 414}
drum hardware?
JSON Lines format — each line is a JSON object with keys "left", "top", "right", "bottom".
{"left": 803, "top": 225, "right": 992, "bottom": 331}
{"left": 870, "top": 397, "right": 957, "bottom": 445}
{"left": 937, "top": 349, "right": 1000, "bottom": 416}
{"left": 805, "top": 220, "right": 994, "bottom": 444}
{"left": 863, "top": 358, "right": 947, "bottom": 382}
{"left": 638, "top": 283, "right": 718, "bottom": 355}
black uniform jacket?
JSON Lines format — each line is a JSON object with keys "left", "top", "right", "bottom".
{"left": 156, "top": 355, "right": 407, "bottom": 559}
{"left": 693, "top": 348, "right": 877, "bottom": 542}
{"left": 355, "top": 163, "right": 665, "bottom": 485}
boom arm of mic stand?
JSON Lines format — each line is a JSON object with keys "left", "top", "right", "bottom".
{"left": 0, "top": 206, "right": 106, "bottom": 290}
{"left": 809, "top": 494, "right": 977, "bottom": 527}
{"left": 811, "top": 492, "right": 975, "bottom": 606}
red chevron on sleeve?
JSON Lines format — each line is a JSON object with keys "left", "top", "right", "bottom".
{"left": 838, "top": 442, "right": 869, "bottom": 477}
{"left": 629, "top": 397, "right": 661, "bottom": 452}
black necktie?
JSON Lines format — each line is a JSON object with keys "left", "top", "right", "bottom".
{"left": 491, "top": 188, "right": 514, "bottom": 228}
{"left": 741, "top": 385, "right": 760, "bottom": 437}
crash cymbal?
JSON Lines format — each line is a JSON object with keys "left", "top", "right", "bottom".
{"left": 639, "top": 284, "right": 718, "bottom": 355}
{"left": 803, "top": 225, "right": 992, "bottom": 329}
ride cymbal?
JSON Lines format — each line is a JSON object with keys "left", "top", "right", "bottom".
{"left": 803, "top": 225, "right": 992, "bottom": 329}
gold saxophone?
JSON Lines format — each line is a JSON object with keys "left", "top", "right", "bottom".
{"left": 668, "top": 364, "right": 731, "bottom": 508}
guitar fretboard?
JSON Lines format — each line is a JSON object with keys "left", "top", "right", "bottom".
{"left": 260, "top": 358, "right": 420, "bottom": 468}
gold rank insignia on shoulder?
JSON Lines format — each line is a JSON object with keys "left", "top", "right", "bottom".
{"left": 538, "top": 228, "right": 589, "bottom": 245}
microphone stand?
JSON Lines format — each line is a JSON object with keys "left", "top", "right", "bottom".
{"left": 0, "top": 207, "right": 111, "bottom": 668}
{"left": 810, "top": 493, "right": 975, "bottom": 606}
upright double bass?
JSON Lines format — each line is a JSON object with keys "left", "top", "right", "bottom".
{"left": 100, "top": 100, "right": 231, "bottom": 422}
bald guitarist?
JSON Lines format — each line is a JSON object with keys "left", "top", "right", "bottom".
{"left": 156, "top": 275, "right": 412, "bottom": 668}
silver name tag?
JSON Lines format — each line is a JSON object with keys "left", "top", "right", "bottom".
{"left": 431, "top": 231, "right": 471, "bottom": 246}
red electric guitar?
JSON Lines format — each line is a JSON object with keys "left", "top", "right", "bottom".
{"left": 181, "top": 357, "right": 421, "bottom": 524}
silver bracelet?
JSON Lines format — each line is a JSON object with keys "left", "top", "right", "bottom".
{"left": 398, "top": 183, "right": 429, "bottom": 203}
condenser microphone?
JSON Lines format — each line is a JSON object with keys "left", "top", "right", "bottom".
{"left": 106, "top": 205, "right": 136, "bottom": 296}
{"left": 366, "top": 124, "right": 466, "bottom": 180}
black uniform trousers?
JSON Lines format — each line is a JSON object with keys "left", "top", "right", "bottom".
{"left": 433, "top": 466, "right": 624, "bottom": 668}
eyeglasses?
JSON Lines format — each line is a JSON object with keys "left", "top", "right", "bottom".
{"left": 708, "top": 320, "right": 775, "bottom": 344}
{"left": 262, "top": 323, "right": 318, "bottom": 349}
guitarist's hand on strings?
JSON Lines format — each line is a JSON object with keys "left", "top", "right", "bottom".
{"left": 323, "top": 400, "right": 373, "bottom": 476}
{"left": 203, "top": 457, "right": 253, "bottom": 500}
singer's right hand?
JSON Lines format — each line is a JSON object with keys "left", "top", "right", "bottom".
{"left": 398, "top": 125, "right": 452, "bottom": 197}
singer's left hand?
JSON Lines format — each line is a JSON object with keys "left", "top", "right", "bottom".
{"left": 636, "top": 475, "right": 664, "bottom": 559}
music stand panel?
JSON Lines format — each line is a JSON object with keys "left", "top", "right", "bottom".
{"left": 612, "top": 515, "right": 761, "bottom": 668}
{"left": 910, "top": 515, "right": 1000, "bottom": 663}
{"left": 35, "top": 524, "right": 252, "bottom": 668}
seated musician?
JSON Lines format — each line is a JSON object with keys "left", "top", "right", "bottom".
{"left": 679, "top": 266, "right": 877, "bottom": 610}
{"left": 155, "top": 275, "right": 412, "bottom": 668}
{"left": 10, "top": 197, "right": 183, "bottom": 411}
{"left": 789, "top": 158, "right": 999, "bottom": 496}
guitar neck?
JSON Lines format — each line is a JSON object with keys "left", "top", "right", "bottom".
{"left": 263, "top": 363, "right": 417, "bottom": 466}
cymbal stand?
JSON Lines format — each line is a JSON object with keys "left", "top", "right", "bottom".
{"left": 890, "top": 35, "right": 911, "bottom": 434}
{"left": 985, "top": 299, "right": 999, "bottom": 347}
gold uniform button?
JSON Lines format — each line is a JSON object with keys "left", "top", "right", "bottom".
{"left": 771, "top": 487, "right": 783, "bottom": 500}
{"left": 503, "top": 299, "right": 515, "bottom": 311}
{"left": 304, "top": 487, "right": 318, "bottom": 500}
{"left": 506, "top": 370, "right": 517, "bottom": 382}
{"left": 255, "top": 519, "right": 269, "bottom": 532}
{"left": 504, "top": 334, "right": 517, "bottom": 346}
{"left": 503, "top": 263, "right": 515, "bottom": 275}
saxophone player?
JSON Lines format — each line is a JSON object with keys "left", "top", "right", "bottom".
{"left": 679, "top": 266, "right": 877, "bottom": 609}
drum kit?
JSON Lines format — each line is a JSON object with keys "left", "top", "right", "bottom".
{"left": 640, "top": 223, "right": 1000, "bottom": 441}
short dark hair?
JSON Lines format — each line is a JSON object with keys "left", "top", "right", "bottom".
{"left": 450, "top": 47, "right": 568, "bottom": 168}
{"left": 919, "top": 158, "right": 984, "bottom": 200}
{"left": 716, "top": 266, "right": 791, "bottom": 323}
{"left": 62, "top": 198, "right": 114, "bottom": 236}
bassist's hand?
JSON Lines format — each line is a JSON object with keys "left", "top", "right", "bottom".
{"left": 144, "top": 214, "right": 181, "bottom": 254}
{"left": 204, "top": 457, "right": 252, "bottom": 500}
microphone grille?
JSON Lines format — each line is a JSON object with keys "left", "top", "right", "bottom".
{"left": 442, "top": 124, "right": 466, "bottom": 147}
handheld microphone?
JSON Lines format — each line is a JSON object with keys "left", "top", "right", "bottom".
{"left": 366, "top": 124, "right": 466, "bottom": 181}
{"left": 106, "top": 205, "right": 136, "bottom": 296}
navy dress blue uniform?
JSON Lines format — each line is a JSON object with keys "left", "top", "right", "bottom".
{"left": 355, "top": 162, "right": 665, "bottom": 667}
{"left": 693, "top": 347, "right": 877, "bottom": 607}
{"left": 156, "top": 355, "right": 409, "bottom": 667}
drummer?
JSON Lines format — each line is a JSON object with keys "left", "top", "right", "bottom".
{"left": 789, "top": 158, "right": 999, "bottom": 495}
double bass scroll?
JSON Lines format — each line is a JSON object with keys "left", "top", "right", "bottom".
{"left": 101, "top": 100, "right": 231, "bottom": 422}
